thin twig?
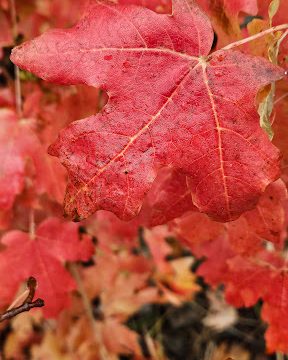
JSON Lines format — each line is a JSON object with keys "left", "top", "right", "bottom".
{"left": 9, "top": 0, "right": 22, "bottom": 118}
{"left": 69, "top": 263, "right": 95, "bottom": 325}
{"left": 0, "top": 277, "right": 44, "bottom": 322}
{"left": 69, "top": 262, "right": 110, "bottom": 360}
{"left": 274, "top": 91, "right": 288, "bottom": 105}
{"left": 0, "top": 299, "right": 44, "bottom": 322}
{"left": 214, "top": 23, "right": 288, "bottom": 53}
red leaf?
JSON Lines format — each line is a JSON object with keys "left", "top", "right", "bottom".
{"left": 144, "top": 227, "right": 200, "bottom": 302}
{"left": 139, "top": 167, "right": 196, "bottom": 226}
{"left": 0, "top": 8, "right": 12, "bottom": 52}
{"left": 0, "top": 107, "right": 68, "bottom": 220}
{"left": 196, "top": 236, "right": 235, "bottom": 287}
{"left": 175, "top": 194, "right": 288, "bottom": 352}
{"left": 11, "top": 1, "right": 284, "bottom": 222}
{"left": 262, "top": 301, "right": 288, "bottom": 353}
{"left": 116, "top": 0, "right": 171, "bottom": 12}
{"left": 0, "top": 110, "right": 27, "bottom": 212}
{"left": 0, "top": 218, "right": 94, "bottom": 317}
{"left": 174, "top": 211, "right": 224, "bottom": 248}
{"left": 0, "top": 110, "right": 50, "bottom": 216}
{"left": 225, "top": 254, "right": 273, "bottom": 307}
{"left": 101, "top": 319, "right": 142, "bottom": 356}
{"left": 226, "top": 253, "right": 288, "bottom": 353}
{"left": 199, "top": 0, "right": 258, "bottom": 16}
{"left": 174, "top": 179, "right": 287, "bottom": 255}
{"left": 226, "top": 179, "right": 288, "bottom": 253}
{"left": 83, "top": 250, "right": 156, "bottom": 319}
{"left": 197, "top": 0, "right": 258, "bottom": 48}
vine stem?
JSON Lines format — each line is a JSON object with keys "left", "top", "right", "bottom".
{"left": 69, "top": 263, "right": 111, "bottom": 360}
{"left": 9, "top": 0, "right": 23, "bottom": 118}
{"left": 214, "top": 23, "right": 288, "bottom": 53}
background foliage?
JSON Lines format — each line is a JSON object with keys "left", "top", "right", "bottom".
{"left": 0, "top": 0, "right": 288, "bottom": 359}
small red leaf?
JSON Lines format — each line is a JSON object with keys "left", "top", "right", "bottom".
{"left": 0, "top": 218, "right": 94, "bottom": 317}
{"left": 175, "top": 179, "right": 287, "bottom": 255}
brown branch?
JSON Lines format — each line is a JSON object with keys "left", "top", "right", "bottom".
{"left": 0, "top": 298, "right": 44, "bottom": 322}
{"left": 0, "top": 277, "right": 44, "bottom": 322}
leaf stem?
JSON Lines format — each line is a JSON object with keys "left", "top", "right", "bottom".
{"left": 274, "top": 92, "right": 288, "bottom": 105}
{"left": 9, "top": 0, "right": 23, "bottom": 118}
{"left": 0, "top": 299, "right": 44, "bottom": 322}
{"left": 0, "top": 277, "right": 44, "bottom": 322}
{"left": 215, "top": 23, "right": 288, "bottom": 53}
{"left": 69, "top": 262, "right": 110, "bottom": 360}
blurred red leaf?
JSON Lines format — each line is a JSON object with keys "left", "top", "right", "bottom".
{"left": 0, "top": 217, "right": 94, "bottom": 317}
{"left": 174, "top": 179, "right": 287, "bottom": 255}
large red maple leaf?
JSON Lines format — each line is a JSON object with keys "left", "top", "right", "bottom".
{"left": 0, "top": 218, "right": 94, "bottom": 317}
{"left": 11, "top": 0, "right": 284, "bottom": 222}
